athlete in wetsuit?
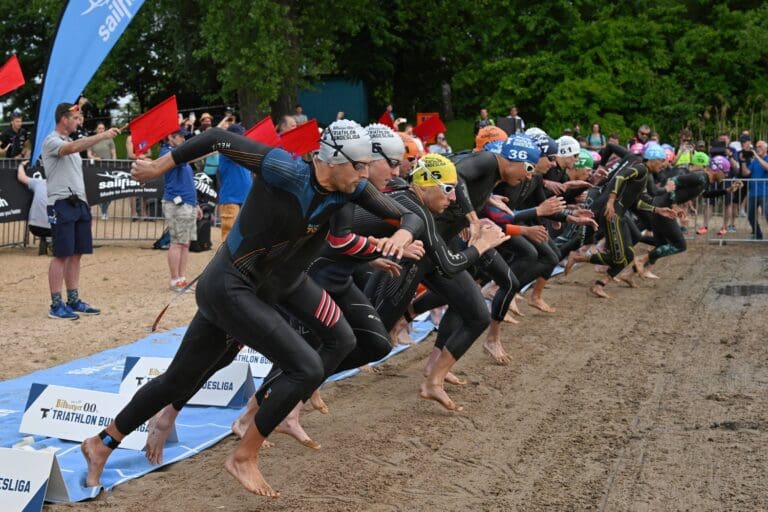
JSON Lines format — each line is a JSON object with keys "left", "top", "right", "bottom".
{"left": 81, "top": 120, "right": 423, "bottom": 497}
{"left": 564, "top": 143, "right": 676, "bottom": 298}
{"left": 633, "top": 155, "right": 742, "bottom": 275}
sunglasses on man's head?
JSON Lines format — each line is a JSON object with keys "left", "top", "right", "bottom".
{"left": 372, "top": 145, "right": 401, "bottom": 169}
{"left": 320, "top": 130, "right": 369, "bottom": 172}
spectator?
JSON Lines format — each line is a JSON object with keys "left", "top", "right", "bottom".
{"left": 217, "top": 124, "right": 253, "bottom": 241}
{"left": 16, "top": 161, "right": 51, "bottom": 255}
{"left": 198, "top": 112, "right": 214, "bottom": 133}
{"left": 87, "top": 122, "right": 117, "bottom": 219}
{"left": 0, "top": 110, "right": 29, "bottom": 159}
{"left": 586, "top": 123, "right": 606, "bottom": 152}
{"left": 277, "top": 115, "right": 297, "bottom": 134}
{"left": 69, "top": 108, "right": 90, "bottom": 158}
{"left": 160, "top": 128, "right": 201, "bottom": 291}
{"left": 628, "top": 124, "right": 651, "bottom": 147}
{"left": 76, "top": 96, "right": 99, "bottom": 132}
{"left": 336, "top": 111, "right": 345, "bottom": 121}
{"left": 607, "top": 133, "right": 620, "bottom": 145}
{"left": 650, "top": 131, "right": 661, "bottom": 143}
{"left": 745, "top": 139, "right": 768, "bottom": 239}
{"left": 499, "top": 105, "right": 525, "bottom": 134}
{"left": 294, "top": 104, "right": 308, "bottom": 125}
{"left": 43, "top": 102, "right": 119, "bottom": 319}
{"left": 737, "top": 134, "right": 753, "bottom": 216}
{"left": 428, "top": 132, "right": 452, "bottom": 154}
{"left": 473, "top": 107, "right": 495, "bottom": 135}
{"left": 404, "top": 123, "right": 425, "bottom": 154}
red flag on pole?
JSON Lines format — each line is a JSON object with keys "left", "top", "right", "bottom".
{"left": 0, "top": 55, "right": 25, "bottom": 97}
{"left": 411, "top": 115, "right": 447, "bottom": 142}
{"left": 129, "top": 96, "right": 179, "bottom": 155}
{"left": 244, "top": 116, "right": 281, "bottom": 147}
{"left": 378, "top": 111, "right": 394, "bottom": 129}
{"left": 280, "top": 118, "right": 320, "bottom": 156}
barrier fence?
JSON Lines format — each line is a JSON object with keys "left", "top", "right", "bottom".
{"left": 1, "top": 158, "right": 218, "bottom": 248}
{"left": 701, "top": 178, "right": 768, "bottom": 244}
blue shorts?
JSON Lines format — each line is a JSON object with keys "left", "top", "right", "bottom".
{"left": 47, "top": 199, "right": 93, "bottom": 257}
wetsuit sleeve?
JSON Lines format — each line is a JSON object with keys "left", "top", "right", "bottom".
{"left": 455, "top": 178, "right": 475, "bottom": 215}
{"left": 396, "top": 193, "right": 479, "bottom": 276}
{"left": 325, "top": 204, "right": 378, "bottom": 259}
{"left": 611, "top": 162, "right": 643, "bottom": 197}
{"left": 602, "top": 143, "right": 629, "bottom": 162}
{"left": 668, "top": 173, "right": 708, "bottom": 203}
{"left": 171, "top": 128, "right": 273, "bottom": 173}
{"left": 353, "top": 181, "right": 424, "bottom": 237}
{"left": 646, "top": 174, "right": 666, "bottom": 197}
{"left": 635, "top": 199, "right": 656, "bottom": 213}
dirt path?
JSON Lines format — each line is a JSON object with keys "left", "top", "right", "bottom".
{"left": 2, "top": 240, "right": 766, "bottom": 511}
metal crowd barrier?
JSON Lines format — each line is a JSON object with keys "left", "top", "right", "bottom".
{"left": 703, "top": 178, "right": 768, "bottom": 244}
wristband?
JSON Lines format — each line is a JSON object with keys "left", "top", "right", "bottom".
{"left": 99, "top": 430, "right": 121, "bottom": 450}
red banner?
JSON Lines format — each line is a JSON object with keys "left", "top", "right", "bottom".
{"left": 244, "top": 116, "right": 281, "bottom": 147}
{"left": 0, "top": 55, "right": 25, "bottom": 97}
{"left": 412, "top": 113, "right": 446, "bottom": 143}
{"left": 280, "top": 119, "right": 320, "bottom": 156}
{"left": 129, "top": 96, "right": 179, "bottom": 155}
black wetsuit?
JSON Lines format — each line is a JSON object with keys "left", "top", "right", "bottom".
{"left": 113, "top": 129, "right": 422, "bottom": 439}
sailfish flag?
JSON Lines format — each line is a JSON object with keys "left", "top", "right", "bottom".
{"left": 31, "top": 0, "right": 147, "bottom": 164}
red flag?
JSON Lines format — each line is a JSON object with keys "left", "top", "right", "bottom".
{"left": 412, "top": 115, "right": 447, "bottom": 142}
{"left": 0, "top": 55, "right": 25, "bottom": 97}
{"left": 280, "top": 119, "right": 320, "bottom": 156}
{"left": 378, "top": 111, "right": 394, "bottom": 129}
{"left": 244, "top": 116, "right": 281, "bottom": 146}
{"left": 129, "top": 96, "right": 179, "bottom": 155}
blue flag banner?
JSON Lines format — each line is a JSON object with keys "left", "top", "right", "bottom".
{"left": 31, "top": 0, "right": 146, "bottom": 164}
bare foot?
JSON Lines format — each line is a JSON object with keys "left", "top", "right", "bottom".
{"left": 444, "top": 371, "right": 468, "bottom": 386}
{"left": 508, "top": 297, "right": 525, "bottom": 317}
{"left": 274, "top": 413, "right": 321, "bottom": 450}
{"left": 633, "top": 255, "right": 648, "bottom": 278}
{"left": 310, "top": 390, "right": 329, "bottom": 414}
{"left": 429, "top": 306, "right": 445, "bottom": 325}
{"left": 589, "top": 284, "right": 611, "bottom": 298}
{"left": 643, "top": 269, "right": 660, "bottom": 279}
{"left": 81, "top": 436, "right": 113, "bottom": 487}
{"left": 144, "top": 406, "right": 179, "bottom": 465}
{"left": 594, "top": 265, "right": 609, "bottom": 274}
{"left": 483, "top": 337, "right": 512, "bottom": 365}
{"left": 419, "top": 381, "right": 463, "bottom": 412}
{"left": 224, "top": 452, "right": 279, "bottom": 498}
{"left": 528, "top": 298, "right": 556, "bottom": 313}
{"left": 564, "top": 252, "right": 580, "bottom": 276}
{"left": 503, "top": 311, "right": 519, "bottom": 324}
{"left": 232, "top": 396, "right": 259, "bottom": 439}
{"left": 397, "top": 329, "right": 415, "bottom": 345}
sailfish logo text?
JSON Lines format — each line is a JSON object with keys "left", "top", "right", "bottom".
{"left": 82, "top": 0, "right": 137, "bottom": 42}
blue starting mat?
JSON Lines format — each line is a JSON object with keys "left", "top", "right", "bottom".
{"left": 0, "top": 317, "right": 437, "bottom": 503}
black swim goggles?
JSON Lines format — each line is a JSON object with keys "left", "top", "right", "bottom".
{"left": 320, "top": 128, "right": 370, "bottom": 172}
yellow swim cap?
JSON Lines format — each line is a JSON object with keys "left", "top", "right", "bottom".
{"left": 410, "top": 153, "right": 458, "bottom": 187}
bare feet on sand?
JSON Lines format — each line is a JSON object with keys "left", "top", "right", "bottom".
{"left": 274, "top": 404, "right": 321, "bottom": 450}
{"left": 483, "top": 337, "right": 513, "bottom": 365}
{"left": 503, "top": 311, "right": 519, "bottom": 324}
{"left": 564, "top": 251, "right": 581, "bottom": 276}
{"left": 81, "top": 436, "right": 113, "bottom": 487}
{"left": 224, "top": 452, "right": 279, "bottom": 498}
{"left": 528, "top": 297, "right": 556, "bottom": 313}
{"left": 444, "top": 371, "right": 468, "bottom": 386}
{"left": 509, "top": 295, "right": 525, "bottom": 317}
{"left": 310, "top": 390, "right": 329, "bottom": 414}
{"left": 633, "top": 254, "right": 649, "bottom": 277}
{"left": 145, "top": 405, "right": 179, "bottom": 465}
{"left": 419, "top": 381, "right": 463, "bottom": 412}
{"left": 589, "top": 283, "right": 611, "bottom": 298}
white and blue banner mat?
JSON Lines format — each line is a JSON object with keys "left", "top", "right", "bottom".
{"left": 0, "top": 318, "right": 436, "bottom": 503}
{"left": 31, "top": 0, "right": 147, "bottom": 164}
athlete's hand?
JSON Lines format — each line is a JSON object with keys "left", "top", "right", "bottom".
{"left": 570, "top": 207, "right": 594, "bottom": 218}
{"left": 655, "top": 207, "right": 677, "bottom": 219}
{"left": 605, "top": 200, "right": 616, "bottom": 221}
{"left": 565, "top": 180, "right": 593, "bottom": 190}
{"left": 522, "top": 225, "right": 549, "bottom": 243}
{"left": 487, "top": 194, "right": 514, "bottom": 216}
{"left": 476, "top": 223, "right": 509, "bottom": 252}
{"left": 402, "top": 240, "right": 425, "bottom": 260}
{"left": 664, "top": 180, "right": 676, "bottom": 193}
{"left": 131, "top": 158, "right": 162, "bottom": 183}
{"left": 369, "top": 257, "right": 402, "bottom": 277}
{"left": 543, "top": 180, "right": 567, "bottom": 195}
{"left": 536, "top": 196, "right": 566, "bottom": 217}
{"left": 377, "top": 228, "right": 412, "bottom": 259}
{"left": 568, "top": 215, "right": 599, "bottom": 230}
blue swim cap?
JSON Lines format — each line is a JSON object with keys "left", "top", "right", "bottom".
{"left": 483, "top": 140, "right": 504, "bottom": 154}
{"left": 643, "top": 144, "right": 666, "bottom": 160}
{"left": 499, "top": 134, "right": 541, "bottom": 164}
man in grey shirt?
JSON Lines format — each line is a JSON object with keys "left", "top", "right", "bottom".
{"left": 16, "top": 161, "right": 51, "bottom": 255}
{"left": 42, "top": 102, "right": 119, "bottom": 320}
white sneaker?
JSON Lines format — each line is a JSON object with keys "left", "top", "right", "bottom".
{"left": 100, "top": 213, "right": 108, "bottom": 220}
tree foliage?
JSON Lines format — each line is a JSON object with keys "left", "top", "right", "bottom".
{"left": 1, "top": 0, "right": 767, "bottom": 141}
